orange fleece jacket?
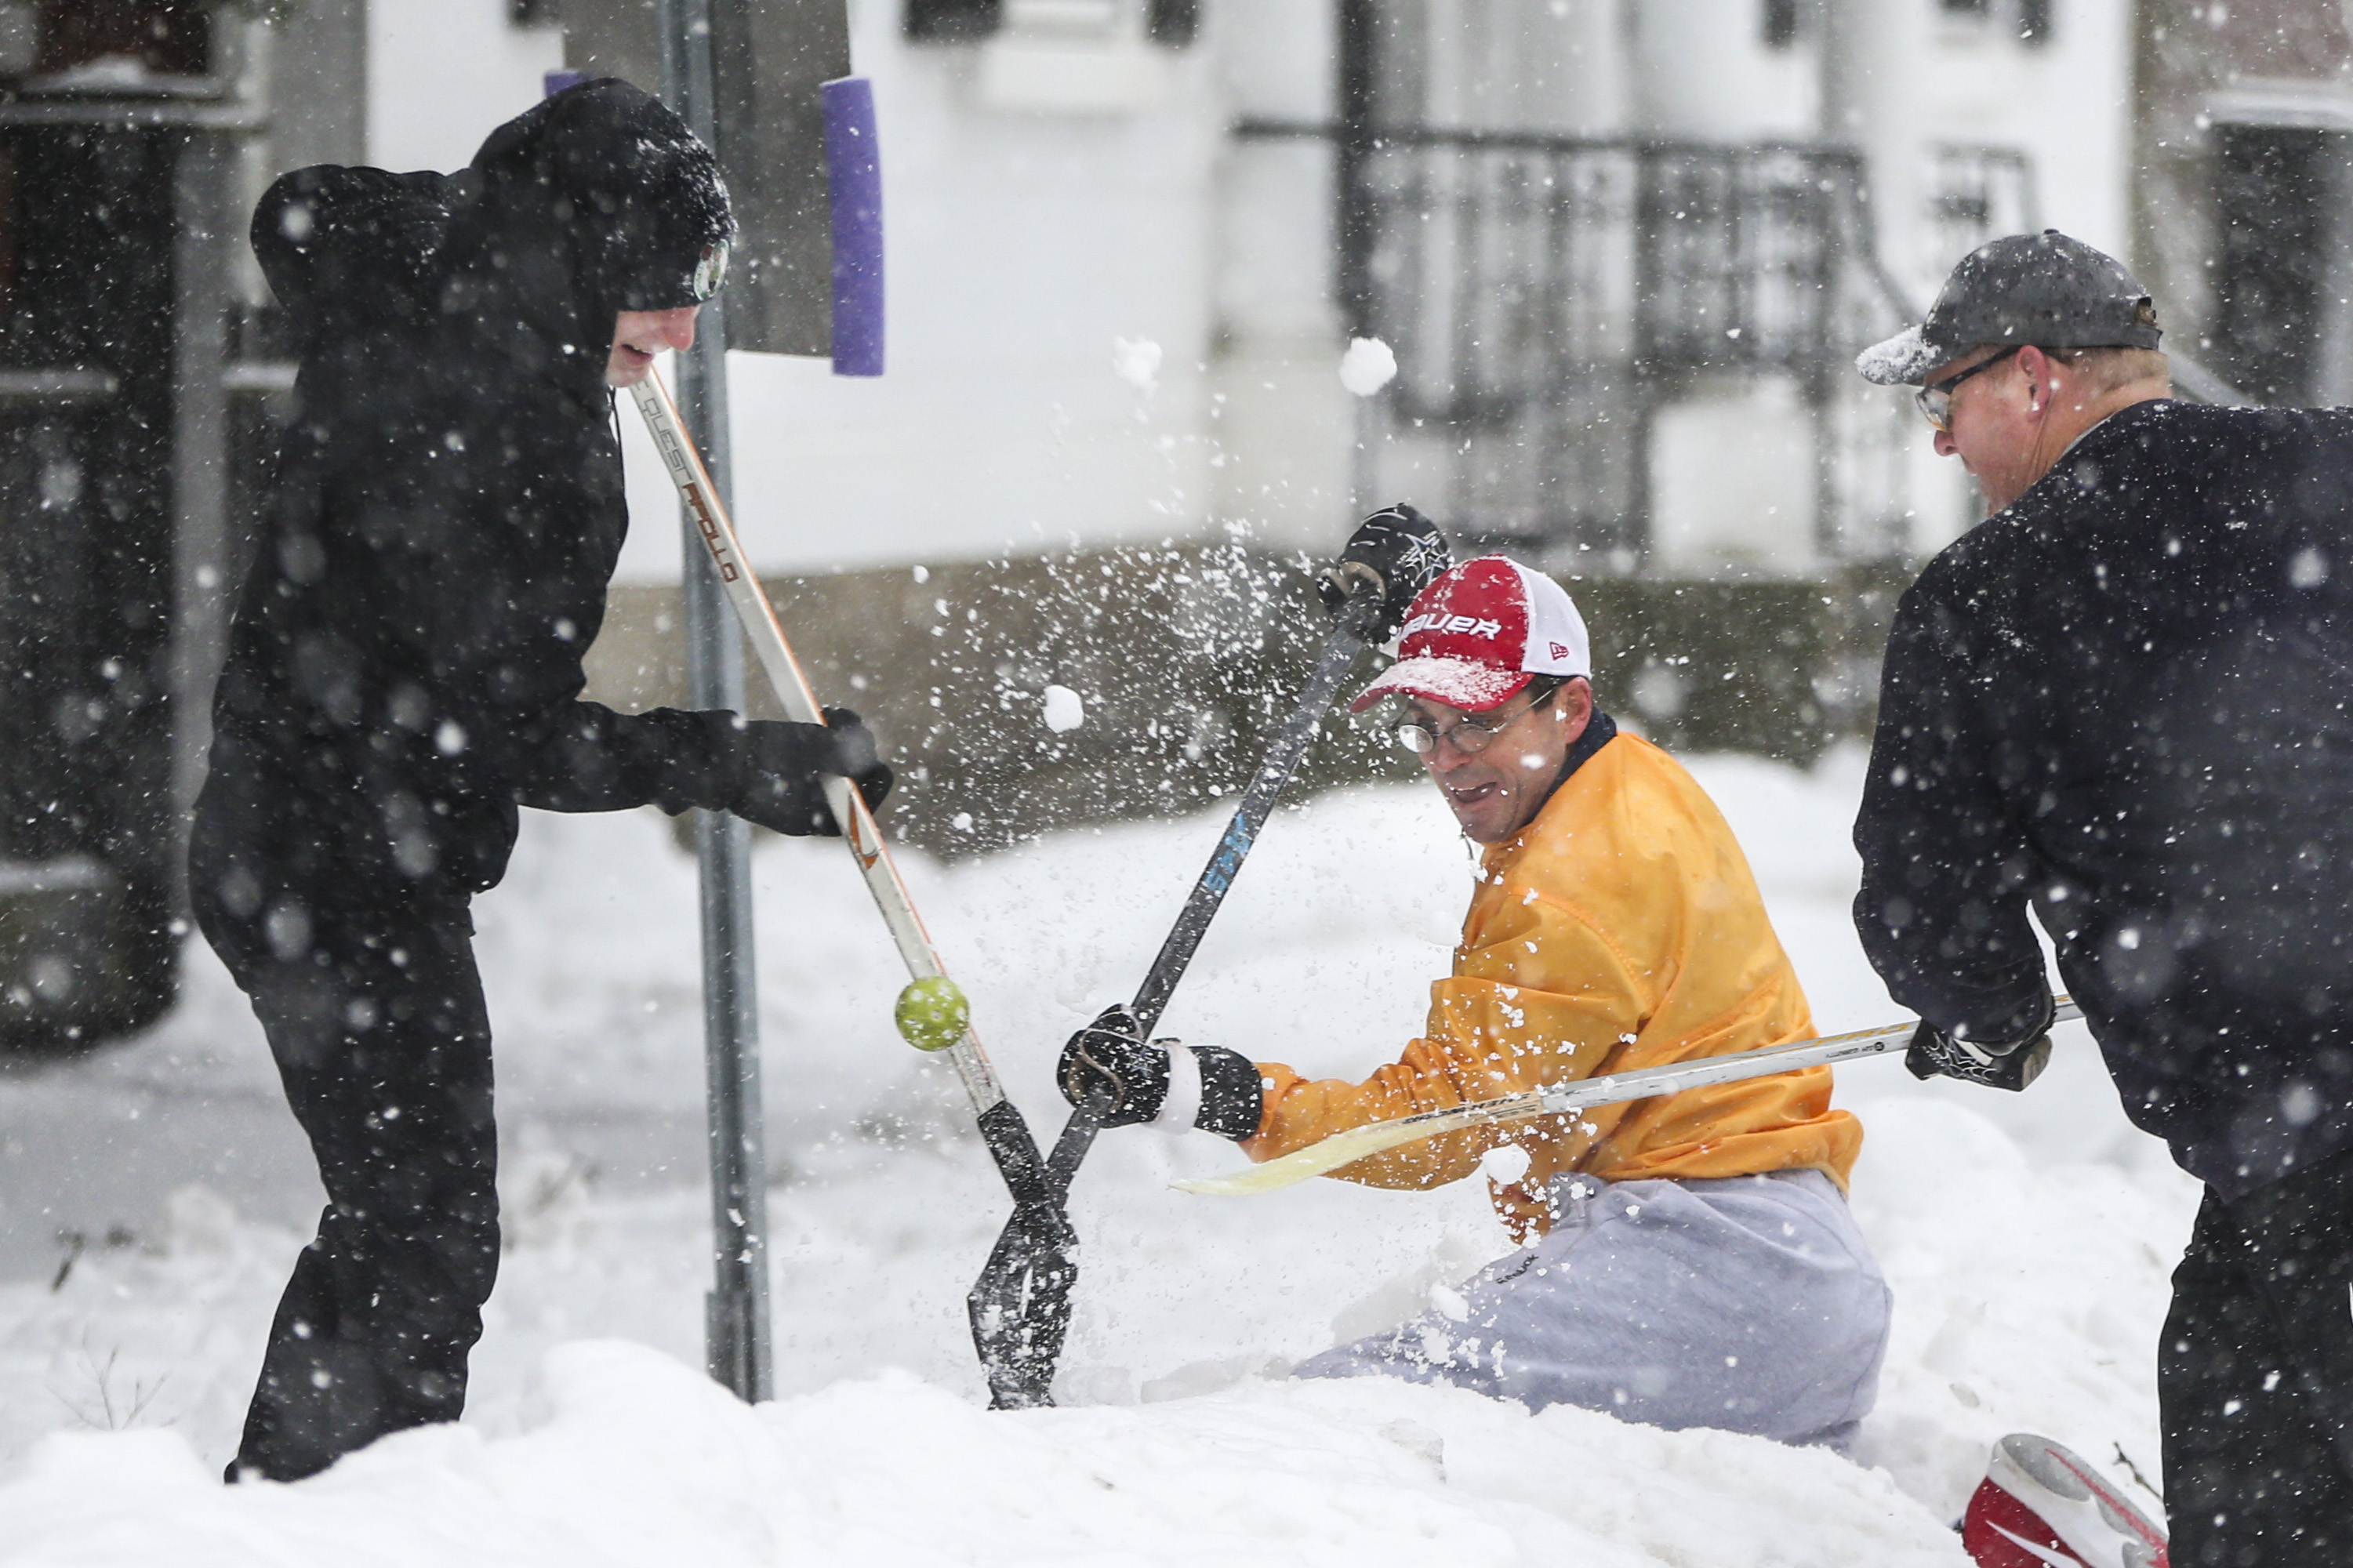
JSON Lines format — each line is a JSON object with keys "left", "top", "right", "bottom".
{"left": 1244, "top": 731, "right": 1861, "bottom": 1240}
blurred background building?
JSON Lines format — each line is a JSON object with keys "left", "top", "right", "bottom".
{"left": 0, "top": 0, "right": 2328, "bottom": 1047}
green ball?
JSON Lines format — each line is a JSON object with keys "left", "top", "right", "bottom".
{"left": 895, "top": 976, "right": 971, "bottom": 1053}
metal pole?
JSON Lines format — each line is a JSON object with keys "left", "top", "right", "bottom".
{"left": 657, "top": 0, "right": 774, "bottom": 1405}
{"left": 169, "top": 128, "right": 233, "bottom": 922}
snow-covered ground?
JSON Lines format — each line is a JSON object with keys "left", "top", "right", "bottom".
{"left": 0, "top": 746, "right": 2198, "bottom": 1563}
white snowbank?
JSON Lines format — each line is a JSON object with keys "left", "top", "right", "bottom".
{"left": 0, "top": 1341, "right": 1964, "bottom": 1566}
{"left": 0, "top": 748, "right": 2195, "bottom": 1562}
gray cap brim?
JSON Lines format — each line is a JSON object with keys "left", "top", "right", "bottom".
{"left": 1854, "top": 325, "right": 1952, "bottom": 387}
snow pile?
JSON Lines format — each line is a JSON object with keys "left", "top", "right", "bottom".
{"left": 0, "top": 1341, "right": 1963, "bottom": 1566}
{"left": 0, "top": 747, "right": 2196, "bottom": 1563}
{"left": 1844, "top": 1098, "right": 2181, "bottom": 1519}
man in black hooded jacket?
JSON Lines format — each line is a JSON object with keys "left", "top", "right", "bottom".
{"left": 191, "top": 81, "right": 888, "bottom": 1483}
{"left": 1854, "top": 231, "right": 2353, "bottom": 1564}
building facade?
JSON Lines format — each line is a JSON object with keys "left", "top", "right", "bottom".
{"left": 2136, "top": 0, "right": 2353, "bottom": 408}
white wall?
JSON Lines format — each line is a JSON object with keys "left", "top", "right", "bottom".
{"left": 1629, "top": 0, "right": 1828, "bottom": 575}
{"left": 606, "top": 0, "right": 1227, "bottom": 580}
{"left": 1830, "top": 0, "right": 2134, "bottom": 303}
{"left": 1632, "top": 0, "right": 1817, "bottom": 140}
{"left": 1202, "top": 0, "right": 1353, "bottom": 555}
{"left": 1650, "top": 376, "right": 1820, "bottom": 575}
{"left": 354, "top": 0, "right": 2133, "bottom": 583}
{"left": 1402, "top": 0, "right": 1631, "bottom": 134}
{"left": 368, "top": 0, "right": 562, "bottom": 173}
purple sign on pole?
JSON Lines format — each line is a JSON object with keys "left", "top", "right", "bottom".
{"left": 822, "top": 77, "right": 884, "bottom": 378}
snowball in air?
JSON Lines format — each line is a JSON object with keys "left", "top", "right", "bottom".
{"left": 1043, "top": 685, "right": 1085, "bottom": 733}
{"left": 1340, "top": 336, "right": 1398, "bottom": 397}
{"left": 1479, "top": 1143, "right": 1533, "bottom": 1185}
{"left": 1113, "top": 337, "right": 1162, "bottom": 394}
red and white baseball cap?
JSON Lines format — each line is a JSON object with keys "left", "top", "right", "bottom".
{"left": 1349, "top": 556, "right": 1591, "bottom": 713}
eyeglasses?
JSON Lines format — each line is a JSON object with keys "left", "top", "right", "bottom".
{"left": 1914, "top": 345, "right": 2021, "bottom": 432}
{"left": 1394, "top": 684, "right": 1558, "bottom": 756}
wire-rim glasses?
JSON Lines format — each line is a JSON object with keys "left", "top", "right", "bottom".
{"left": 1915, "top": 345, "right": 2021, "bottom": 432}
{"left": 1393, "top": 681, "right": 1560, "bottom": 756}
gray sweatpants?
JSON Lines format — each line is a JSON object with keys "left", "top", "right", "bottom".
{"left": 1295, "top": 1168, "right": 1891, "bottom": 1446}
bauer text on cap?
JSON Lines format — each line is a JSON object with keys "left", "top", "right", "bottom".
{"left": 1350, "top": 556, "right": 1590, "bottom": 713}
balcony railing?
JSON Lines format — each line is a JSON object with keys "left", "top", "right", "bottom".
{"left": 1240, "top": 121, "right": 1918, "bottom": 568}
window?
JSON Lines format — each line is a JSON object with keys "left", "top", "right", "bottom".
{"left": 1927, "top": 146, "right": 2037, "bottom": 267}
{"left": 1937, "top": 0, "right": 2048, "bottom": 38}
{"left": 906, "top": 0, "right": 1000, "bottom": 42}
{"left": 35, "top": 0, "right": 210, "bottom": 76}
{"left": 1761, "top": 0, "right": 1799, "bottom": 48}
{"left": 1148, "top": 0, "right": 1197, "bottom": 46}
{"left": 907, "top": 0, "right": 1196, "bottom": 47}
{"left": 2213, "top": 123, "right": 2349, "bottom": 404}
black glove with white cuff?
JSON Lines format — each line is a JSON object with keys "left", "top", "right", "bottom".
{"left": 1055, "top": 1004, "right": 1263, "bottom": 1140}
{"left": 1905, "top": 989, "right": 2055, "bottom": 1093}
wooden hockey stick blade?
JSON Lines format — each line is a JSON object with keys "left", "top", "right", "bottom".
{"left": 1173, "top": 999, "right": 2082, "bottom": 1197}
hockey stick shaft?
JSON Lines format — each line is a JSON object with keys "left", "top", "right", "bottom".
{"left": 971, "top": 583, "right": 1388, "bottom": 1408}
{"left": 1038, "top": 590, "right": 1385, "bottom": 1196}
{"left": 629, "top": 372, "right": 1008, "bottom": 1116}
{"left": 1173, "top": 1000, "right": 2085, "bottom": 1196}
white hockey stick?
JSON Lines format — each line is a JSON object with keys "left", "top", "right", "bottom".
{"left": 628, "top": 372, "right": 1007, "bottom": 1115}
{"left": 1173, "top": 999, "right": 2084, "bottom": 1196}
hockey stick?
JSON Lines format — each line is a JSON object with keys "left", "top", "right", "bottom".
{"left": 968, "top": 514, "right": 1448, "bottom": 1407}
{"left": 967, "top": 577, "right": 1411, "bottom": 1409}
{"left": 627, "top": 371, "right": 1058, "bottom": 1218}
{"left": 1174, "top": 999, "right": 2086, "bottom": 1197}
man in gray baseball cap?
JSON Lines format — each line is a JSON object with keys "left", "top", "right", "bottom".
{"left": 1853, "top": 229, "right": 2353, "bottom": 1565}
{"left": 1857, "top": 229, "right": 2170, "bottom": 514}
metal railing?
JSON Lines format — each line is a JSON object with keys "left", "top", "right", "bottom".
{"left": 1337, "top": 133, "right": 1886, "bottom": 423}
{"left": 1241, "top": 122, "right": 1915, "bottom": 566}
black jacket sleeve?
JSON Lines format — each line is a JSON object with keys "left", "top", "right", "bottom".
{"left": 1852, "top": 565, "right": 2053, "bottom": 1045}
{"left": 325, "top": 466, "right": 754, "bottom": 817}
{"left": 503, "top": 700, "right": 751, "bottom": 815}
{"left": 406, "top": 573, "right": 753, "bottom": 818}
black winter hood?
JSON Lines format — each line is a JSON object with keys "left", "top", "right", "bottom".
{"left": 256, "top": 79, "right": 734, "bottom": 383}
{"left": 220, "top": 80, "right": 753, "bottom": 898}
{"left": 459, "top": 78, "right": 734, "bottom": 322}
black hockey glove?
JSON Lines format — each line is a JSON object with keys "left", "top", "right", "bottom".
{"left": 1055, "top": 1004, "right": 1265, "bottom": 1140}
{"left": 822, "top": 707, "right": 895, "bottom": 814}
{"left": 1905, "top": 989, "right": 2055, "bottom": 1093}
{"left": 732, "top": 708, "right": 893, "bottom": 837}
{"left": 1316, "top": 503, "right": 1452, "bottom": 644}
{"left": 1058, "top": 1006, "right": 1167, "bottom": 1127}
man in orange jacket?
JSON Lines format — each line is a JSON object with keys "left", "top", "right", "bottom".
{"left": 1058, "top": 555, "right": 1888, "bottom": 1444}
